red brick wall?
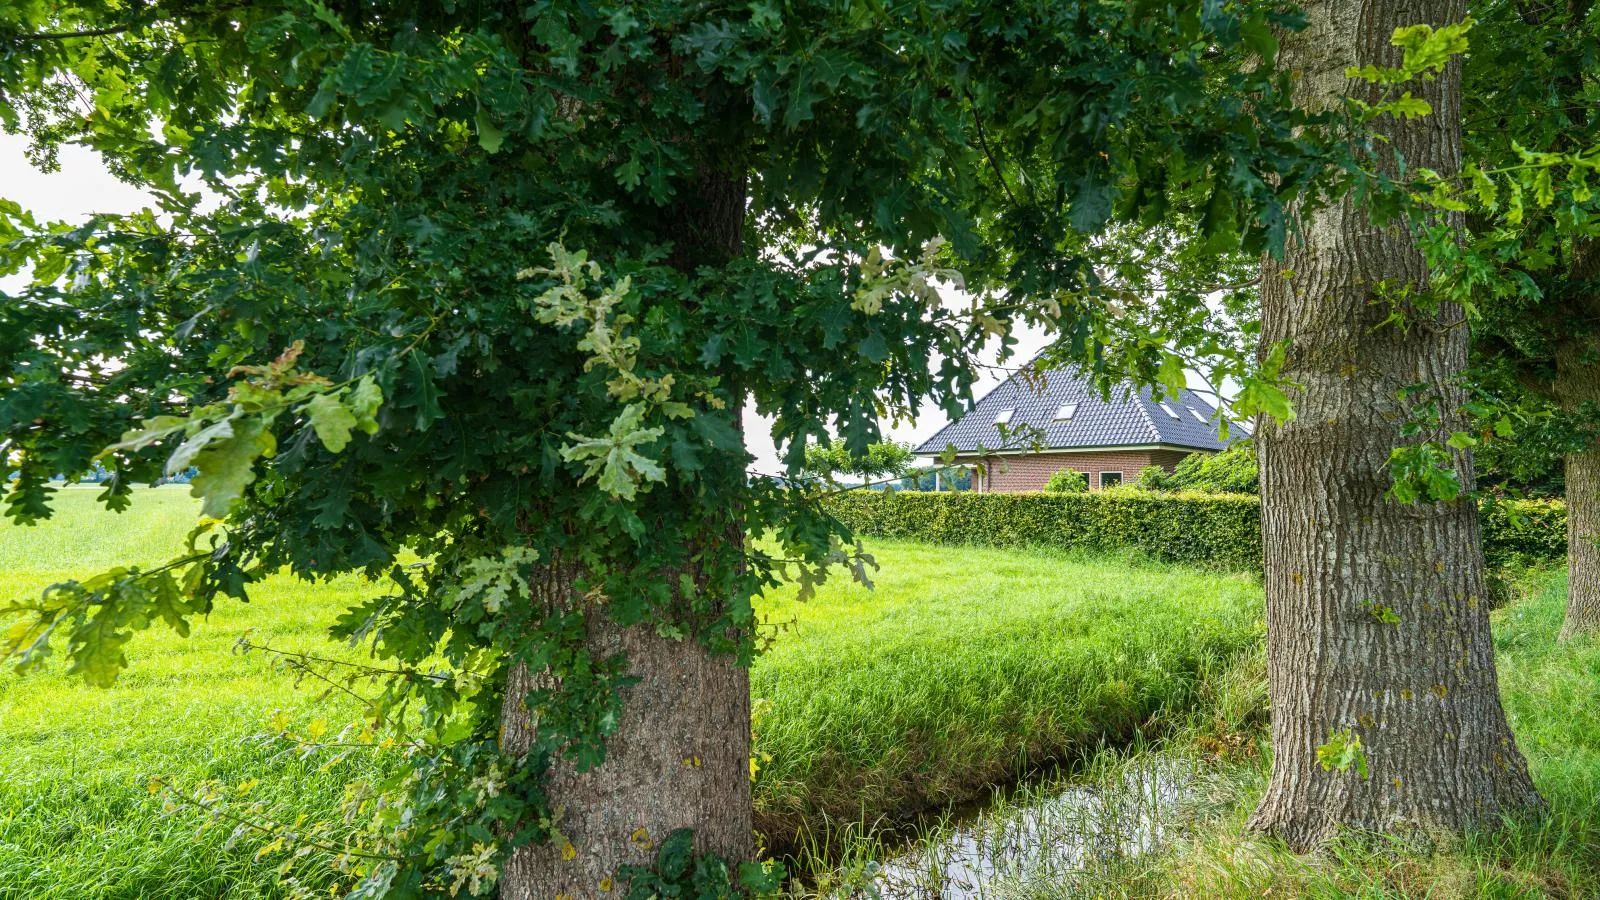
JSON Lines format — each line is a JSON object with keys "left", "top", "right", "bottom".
{"left": 970, "top": 448, "right": 1202, "bottom": 492}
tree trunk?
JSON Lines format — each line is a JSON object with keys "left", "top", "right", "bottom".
{"left": 1562, "top": 446, "right": 1600, "bottom": 639}
{"left": 1248, "top": 0, "right": 1542, "bottom": 849}
{"left": 1556, "top": 340, "right": 1600, "bottom": 641}
{"left": 500, "top": 169, "right": 754, "bottom": 897}
{"left": 499, "top": 567, "right": 753, "bottom": 899}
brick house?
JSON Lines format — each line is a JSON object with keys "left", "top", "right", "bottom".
{"left": 914, "top": 364, "right": 1241, "bottom": 491}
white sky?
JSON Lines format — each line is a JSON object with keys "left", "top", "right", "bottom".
{"left": 0, "top": 134, "right": 1054, "bottom": 471}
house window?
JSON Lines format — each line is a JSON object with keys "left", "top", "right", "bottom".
{"left": 1099, "top": 471, "right": 1123, "bottom": 488}
{"left": 994, "top": 407, "right": 1014, "bottom": 425}
{"left": 1054, "top": 403, "right": 1077, "bottom": 422}
{"left": 1158, "top": 402, "right": 1180, "bottom": 419}
{"left": 1189, "top": 407, "right": 1208, "bottom": 423}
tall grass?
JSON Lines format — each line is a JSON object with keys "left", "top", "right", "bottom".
{"left": 0, "top": 487, "right": 1267, "bottom": 898}
{"left": 752, "top": 543, "right": 1262, "bottom": 853}
{"left": 970, "top": 570, "right": 1600, "bottom": 900}
{"left": 0, "top": 486, "right": 391, "bottom": 898}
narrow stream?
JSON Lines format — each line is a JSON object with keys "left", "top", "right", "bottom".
{"left": 862, "top": 759, "right": 1199, "bottom": 899}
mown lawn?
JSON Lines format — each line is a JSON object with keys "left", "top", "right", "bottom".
{"left": 0, "top": 485, "right": 1264, "bottom": 898}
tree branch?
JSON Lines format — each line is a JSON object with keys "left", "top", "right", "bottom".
{"left": 3, "top": 25, "right": 139, "bottom": 42}
{"left": 964, "top": 87, "right": 1019, "bottom": 207}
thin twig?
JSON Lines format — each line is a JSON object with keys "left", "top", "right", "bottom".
{"left": 238, "top": 638, "right": 466, "bottom": 684}
{"left": 159, "top": 785, "right": 404, "bottom": 863}
{"left": 964, "top": 87, "right": 1020, "bottom": 206}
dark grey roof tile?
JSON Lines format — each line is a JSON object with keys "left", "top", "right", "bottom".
{"left": 915, "top": 364, "right": 1239, "bottom": 455}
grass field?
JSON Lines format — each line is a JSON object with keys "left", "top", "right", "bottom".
{"left": 752, "top": 542, "right": 1261, "bottom": 852}
{"left": 0, "top": 485, "right": 1264, "bottom": 898}
{"left": 0, "top": 487, "right": 392, "bottom": 898}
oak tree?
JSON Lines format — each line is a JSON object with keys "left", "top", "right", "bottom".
{"left": 1450, "top": 0, "right": 1600, "bottom": 640}
{"left": 0, "top": 0, "right": 1316, "bottom": 894}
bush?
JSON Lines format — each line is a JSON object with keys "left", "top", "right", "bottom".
{"left": 1482, "top": 497, "right": 1568, "bottom": 569}
{"left": 1044, "top": 469, "right": 1089, "bottom": 493}
{"left": 1160, "top": 441, "right": 1260, "bottom": 494}
{"left": 823, "top": 490, "right": 1567, "bottom": 572}
{"left": 1135, "top": 465, "right": 1172, "bottom": 491}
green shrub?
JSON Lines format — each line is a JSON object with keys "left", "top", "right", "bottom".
{"left": 1482, "top": 497, "right": 1568, "bottom": 569}
{"left": 1044, "top": 469, "right": 1089, "bottom": 493}
{"left": 1163, "top": 441, "right": 1260, "bottom": 494}
{"left": 801, "top": 440, "right": 914, "bottom": 481}
{"left": 823, "top": 490, "right": 1567, "bottom": 572}
{"left": 1135, "top": 465, "right": 1172, "bottom": 490}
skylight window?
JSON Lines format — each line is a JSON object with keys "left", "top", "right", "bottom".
{"left": 1189, "top": 407, "right": 1208, "bottom": 423}
{"left": 994, "top": 407, "right": 1014, "bottom": 425}
{"left": 1158, "top": 402, "right": 1180, "bottom": 419}
{"left": 1054, "top": 403, "right": 1078, "bottom": 422}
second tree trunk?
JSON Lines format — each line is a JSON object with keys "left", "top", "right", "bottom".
{"left": 1249, "top": 0, "right": 1543, "bottom": 850}
{"left": 1556, "top": 340, "right": 1600, "bottom": 641}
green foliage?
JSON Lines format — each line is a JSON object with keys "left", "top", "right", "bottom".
{"left": 1365, "top": 601, "right": 1402, "bottom": 625}
{"left": 1344, "top": 18, "right": 1476, "bottom": 124}
{"left": 616, "top": 829, "right": 784, "bottom": 899}
{"left": 1142, "top": 443, "right": 1259, "bottom": 495}
{"left": 1228, "top": 342, "right": 1297, "bottom": 428}
{"left": 0, "top": 0, "right": 1341, "bottom": 890}
{"left": 1481, "top": 498, "right": 1569, "bottom": 570}
{"left": 825, "top": 490, "right": 1568, "bottom": 574}
{"left": 1043, "top": 469, "right": 1088, "bottom": 494}
{"left": 800, "top": 441, "right": 915, "bottom": 483}
{"left": 1315, "top": 729, "right": 1369, "bottom": 780}
{"left": 1337, "top": 0, "right": 1600, "bottom": 496}
{"left": 1470, "top": 388, "right": 1573, "bottom": 498}
{"left": 1134, "top": 466, "right": 1173, "bottom": 491}
{"left": 1386, "top": 441, "right": 1464, "bottom": 504}
{"left": 1382, "top": 383, "right": 1491, "bottom": 506}
{"left": 1430, "top": 0, "right": 1600, "bottom": 506}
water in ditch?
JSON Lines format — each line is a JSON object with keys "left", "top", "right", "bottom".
{"left": 816, "top": 756, "right": 1208, "bottom": 899}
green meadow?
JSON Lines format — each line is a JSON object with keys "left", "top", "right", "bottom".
{"left": 5, "top": 486, "right": 1596, "bottom": 899}
{"left": 0, "top": 487, "right": 390, "bottom": 898}
{"left": 0, "top": 486, "right": 1262, "bottom": 898}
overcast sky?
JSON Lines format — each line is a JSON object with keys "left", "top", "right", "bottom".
{"left": 1, "top": 133, "right": 1051, "bottom": 471}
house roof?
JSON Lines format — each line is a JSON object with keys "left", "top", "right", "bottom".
{"left": 914, "top": 363, "right": 1243, "bottom": 456}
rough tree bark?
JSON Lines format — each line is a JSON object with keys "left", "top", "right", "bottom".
{"left": 499, "top": 171, "right": 754, "bottom": 899}
{"left": 1551, "top": 239, "right": 1600, "bottom": 641}
{"left": 1555, "top": 336, "right": 1600, "bottom": 641}
{"left": 1249, "top": 0, "right": 1544, "bottom": 849}
{"left": 499, "top": 582, "right": 753, "bottom": 899}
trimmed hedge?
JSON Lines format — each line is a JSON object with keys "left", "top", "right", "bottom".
{"left": 824, "top": 489, "right": 1567, "bottom": 572}
{"left": 825, "top": 488, "right": 1264, "bottom": 570}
